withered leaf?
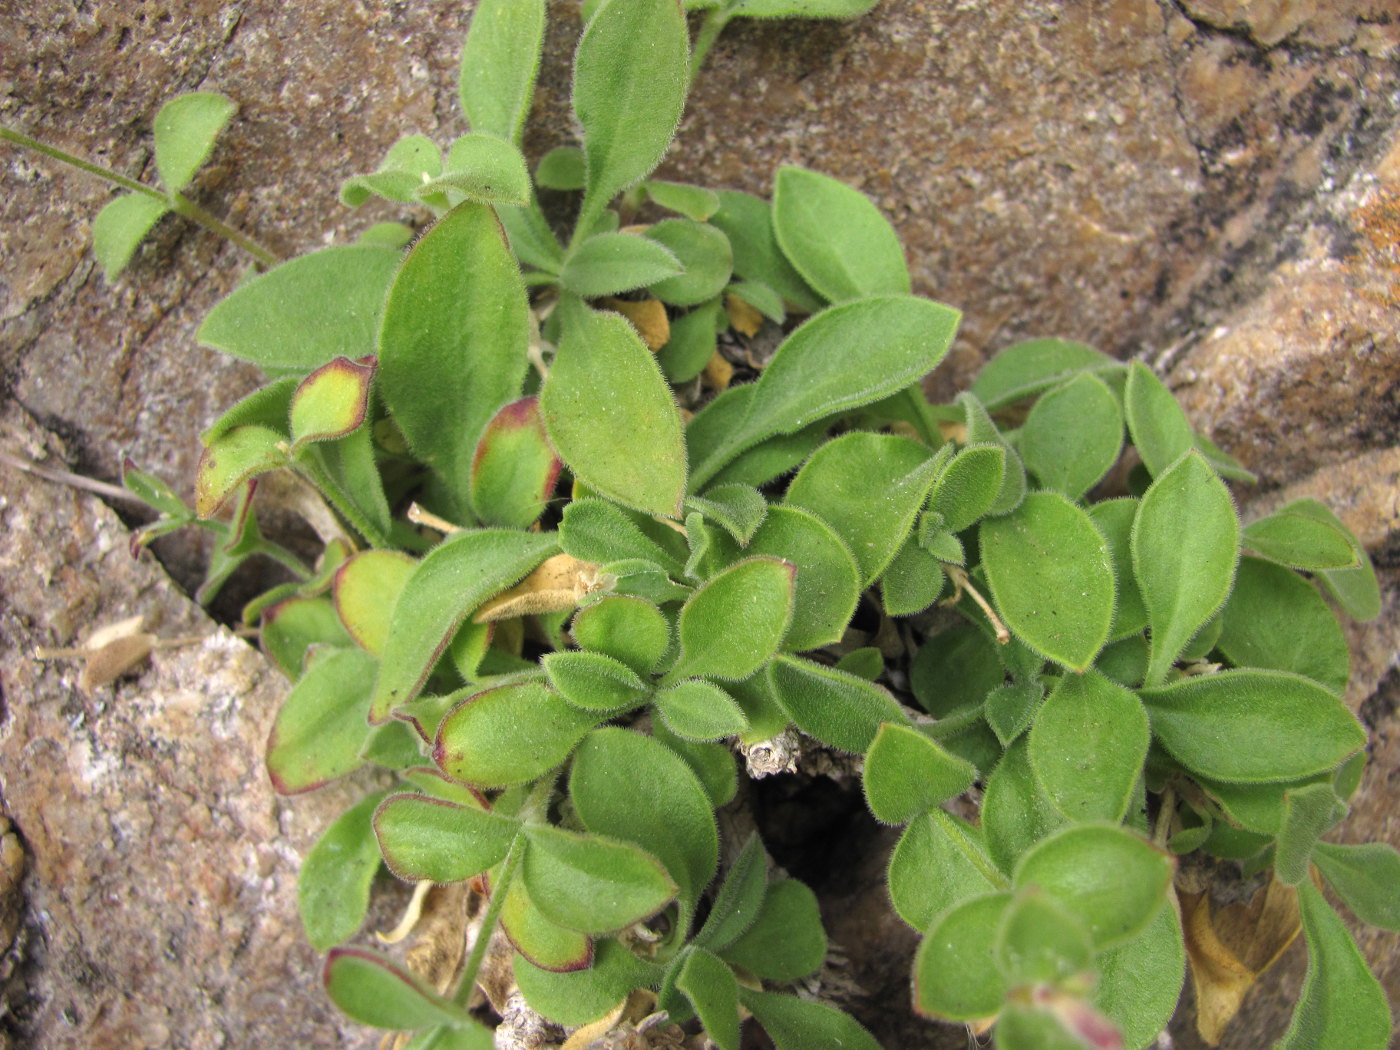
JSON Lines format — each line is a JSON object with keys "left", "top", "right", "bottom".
{"left": 604, "top": 297, "right": 671, "bottom": 352}
{"left": 474, "top": 553, "right": 607, "bottom": 623}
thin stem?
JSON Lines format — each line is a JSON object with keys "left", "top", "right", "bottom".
{"left": 943, "top": 564, "right": 1011, "bottom": 644}
{"left": 1, "top": 124, "right": 281, "bottom": 267}
{"left": 453, "top": 834, "right": 524, "bottom": 1007}
{"left": 291, "top": 458, "right": 392, "bottom": 550}
{"left": 251, "top": 537, "right": 314, "bottom": 580}
{"left": 689, "top": 6, "right": 736, "bottom": 86}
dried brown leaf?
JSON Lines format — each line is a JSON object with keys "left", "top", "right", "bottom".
{"left": 702, "top": 351, "right": 734, "bottom": 393}
{"left": 78, "top": 633, "right": 157, "bottom": 693}
{"left": 724, "top": 292, "right": 764, "bottom": 338}
{"left": 604, "top": 297, "right": 670, "bottom": 352}
{"left": 474, "top": 553, "right": 607, "bottom": 623}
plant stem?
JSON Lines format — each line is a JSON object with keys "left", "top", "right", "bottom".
{"left": 1, "top": 124, "right": 280, "bottom": 268}
{"left": 453, "top": 833, "right": 524, "bottom": 1008}
{"left": 250, "top": 538, "right": 314, "bottom": 580}
{"left": 291, "top": 457, "right": 391, "bottom": 550}
{"left": 689, "top": 5, "right": 736, "bottom": 86}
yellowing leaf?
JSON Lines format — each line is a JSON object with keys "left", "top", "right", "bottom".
{"left": 603, "top": 297, "right": 670, "bottom": 351}
{"left": 725, "top": 292, "right": 765, "bottom": 337}
{"left": 473, "top": 553, "right": 607, "bottom": 623}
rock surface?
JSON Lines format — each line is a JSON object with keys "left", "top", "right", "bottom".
{"left": 1, "top": 1, "right": 1397, "bottom": 1048}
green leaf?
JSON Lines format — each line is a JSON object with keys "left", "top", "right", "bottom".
{"left": 92, "top": 193, "right": 170, "bottom": 280}
{"left": 655, "top": 679, "right": 750, "bottom": 741}
{"left": 260, "top": 596, "right": 353, "bottom": 677}
{"left": 767, "top": 654, "right": 906, "bottom": 753}
{"left": 1132, "top": 450, "right": 1239, "bottom": 686}
{"left": 880, "top": 538, "right": 946, "bottom": 616}
{"left": 198, "top": 244, "right": 401, "bottom": 370}
{"left": 200, "top": 379, "right": 296, "bottom": 445}
{"left": 1019, "top": 372, "right": 1123, "bottom": 500}
{"left": 400, "top": 1027, "right": 492, "bottom": 1050}
{"left": 1124, "top": 361, "right": 1195, "bottom": 478}
{"left": 685, "top": 484, "right": 768, "bottom": 547}
{"left": 434, "top": 680, "right": 598, "bottom": 788}
{"left": 1088, "top": 498, "right": 1148, "bottom": 640}
{"left": 980, "top": 490, "right": 1115, "bottom": 671}
{"left": 324, "top": 947, "right": 475, "bottom": 1030}
{"left": 669, "top": 557, "right": 794, "bottom": 680}
{"left": 982, "top": 737, "right": 1068, "bottom": 874}
{"left": 1277, "top": 880, "right": 1392, "bottom": 1050}
{"left": 785, "top": 431, "right": 941, "bottom": 586}
{"left": 772, "top": 166, "right": 909, "bottom": 301}
{"left": 652, "top": 721, "right": 738, "bottom": 808}
{"left": 468, "top": 396, "right": 561, "bottom": 529}
{"left": 543, "top": 649, "right": 650, "bottom": 713}
{"left": 913, "top": 892, "right": 1013, "bottom": 1020}
{"left": 559, "top": 497, "right": 686, "bottom": 576}
{"left": 424, "top": 133, "right": 532, "bottom": 206}
{"left": 514, "top": 938, "right": 659, "bottom": 1026}
{"left": 458, "top": 0, "right": 545, "bottom": 143}
{"left": 694, "top": 833, "right": 768, "bottom": 951}
{"left": 718, "top": 879, "right": 825, "bottom": 981}
{"left": 153, "top": 91, "right": 235, "bottom": 193}
{"left": 1139, "top": 669, "right": 1365, "bottom": 784}
{"left": 299, "top": 792, "right": 388, "bottom": 951}
{"left": 1313, "top": 842, "right": 1400, "bottom": 931}
{"left": 1243, "top": 505, "right": 1359, "bottom": 570}
{"left": 657, "top": 296, "right": 723, "bottom": 383}
{"left": 570, "top": 596, "right": 671, "bottom": 676}
{"left": 690, "top": 297, "right": 959, "bottom": 487}
{"left": 729, "top": 280, "right": 786, "bottom": 323}
{"left": 1093, "top": 900, "right": 1185, "bottom": 1050}
{"left": 1218, "top": 556, "right": 1349, "bottom": 694}
{"left": 370, "top": 528, "right": 557, "bottom": 721}
{"left": 983, "top": 680, "right": 1044, "bottom": 747}
{"left": 357, "top": 221, "right": 415, "bottom": 248}
{"left": 647, "top": 180, "right": 721, "bottom": 221}
{"left": 863, "top": 722, "right": 976, "bottom": 824}
{"left": 994, "top": 888, "right": 1095, "bottom": 985}
{"left": 194, "top": 424, "right": 287, "bottom": 518}
{"left": 379, "top": 201, "right": 530, "bottom": 511}
{"left": 908, "top": 622, "right": 1003, "bottom": 724}
{"left": 289, "top": 355, "right": 375, "bottom": 451}
{"left": 500, "top": 874, "right": 593, "bottom": 972}
{"left": 1282, "top": 500, "right": 1381, "bottom": 621}
{"left": 559, "top": 232, "right": 682, "bottom": 297}
{"left": 266, "top": 648, "right": 376, "bottom": 794}
{"left": 887, "top": 809, "right": 1004, "bottom": 932}
{"left": 1028, "top": 672, "right": 1150, "bottom": 823}
{"left": 928, "top": 443, "right": 1004, "bottom": 533}
{"left": 1275, "top": 782, "right": 1347, "bottom": 886}
{"left": 521, "top": 823, "right": 677, "bottom": 934}
{"left": 709, "top": 189, "right": 821, "bottom": 313}
{"left": 644, "top": 219, "right": 733, "bottom": 306}
{"left": 970, "top": 337, "right": 1120, "bottom": 411}
{"left": 740, "top": 989, "right": 881, "bottom": 1050}
{"left": 535, "top": 146, "right": 585, "bottom": 191}
{"left": 959, "top": 392, "right": 1027, "bottom": 516}
{"left": 499, "top": 202, "right": 564, "bottom": 271}
{"left": 333, "top": 550, "right": 415, "bottom": 657}
{"left": 677, "top": 949, "right": 740, "bottom": 1050}
{"left": 1013, "top": 824, "right": 1172, "bottom": 950}
{"left": 340, "top": 134, "right": 442, "bottom": 206}
{"left": 541, "top": 300, "right": 687, "bottom": 518}
{"left": 373, "top": 794, "right": 518, "bottom": 883}
{"left": 572, "top": 0, "right": 689, "bottom": 234}
{"left": 570, "top": 727, "right": 719, "bottom": 923}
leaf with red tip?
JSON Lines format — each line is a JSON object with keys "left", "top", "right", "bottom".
{"left": 290, "top": 355, "right": 376, "bottom": 451}
{"left": 500, "top": 874, "right": 594, "bottom": 972}
{"left": 195, "top": 424, "right": 286, "bottom": 518}
{"left": 334, "top": 549, "right": 416, "bottom": 656}
{"left": 470, "top": 396, "right": 562, "bottom": 528}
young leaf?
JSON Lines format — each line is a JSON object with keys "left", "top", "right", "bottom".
{"left": 1013, "top": 824, "right": 1172, "bottom": 950}
{"left": 970, "top": 337, "right": 1120, "bottom": 411}
{"left": 543, "top": 649, "right": 650, "bottom": 713}
{"left": 863, "top": 722, "right": 977, "bottom": 824}
{"left": 572, "top": 0, "right": 689, "bottom": 233}
{"left": 341, "top": 134, "right": 443, "bottom": 206}
{"left": 333, "top": 550, "right": 415, "bottom": 657}
{"left": 676, "top": 948, "right": 741, "bottom": 1050}
{"left": 718, "top": 879, "right": 826, "bottom": 981}
{"left": 880, "top": 538, "right": 946, "bottom": 616}
{"left": 266, "top": 648, "right": 377, "bottom": 794}
{"left": 655, "top": 678, "right": 750, "bottom": 741}
{"left": 669, "top": 557, "right": 794, "bottom": 681}
{"left": 994, "top": 888, "right": 1095, "bottom": 986}
{"left": 927, "top": 443, "right": 1004, "bottom": 533}
{"left": 888, "top": 809, "right": 1004, "bottom": 931}
{"left": 1243, "top": 504, "right": 1359, "bottom": 571}
{"left": 1132, "top": 450, "right": 1239, "bottom": 686}
{"left": 980, "top": 491, "right": 1115, "bottom": 671}
{"left": 1028, "top": 672, "right": 1150, "bottom": 823}
{"left": 914, "top": 892, "right": 1013, "bottom": 1020}
{"left": 644, "top": 219, "right": 733, "bottom": 306}
{"left": 1138, "top": 669, "right": 1365, "bottom": 784}
{"left": 1093, "top": 900, "right": 1185, "bottom": 1050}
{"left": 1276, "top": 880, "right": 1392, "bottom": 1050}
{"left": 559, "top": 232, "right": 682, "bottom": 298}
{"left": 458, "top": 0, "right": 545, "bottom": 144}
{"left": 521, "top": 824, "right": 677, "bottom": 933}
{"left": 558, "top": 498, "right": 685, "bottom": 576}
{"left": 198, "top": 244, "right": 402, "bottom": 370}
{"left": 370, "top": 529, "right": 557, "bottom": 721}
{"left": 785, "top": 431, "right": 941, "bottom": 586}
{"left": 1019, "top": 372, "right": 1123, "bottom": 500}
{"left": 469, "top": 396, "right": 562, "bottom": 529}
{"left": 299, "top": 792, "right": 388, "bottom": 951}
{"left": 740, "top": 988, "right": 882, "bottom": 1050}
{"left": 372, "top": 791, "right": 517, "bottom": 883}
{"left": 570, "top": 726, "right": 719, "bottom": 922}
{"left": 324, "top": 947, "right": 476, "bottom": 1030}
{"left": 378, "top": 201, "right": 530, "bottom": 511}
{"left": 1313, "top": 842, "right": 1400, "bottom": 931}
{"left": 1088, "top": 498, "right": 1148, "bottom": 640}
{"left": 535, "top": 146, "right": 585, "bottom": 190}
{"left": 541, "top": 299, "right": 687, "bottom": 518}
{"left": 570, "top": 596, "right": 671, "bottom": 677}
{"left": 1279, "top": 500, "right": 1381, "bottom": 621}
{"left": 92, "top": 193, "right": 170, "bottom": 280}
{"left": 652, "top": 721, "right": 738, "bottom": 808}
{"left": 1124, "top": 361, "right": 1195, "bottom": 478}
{"left": 1274, "top": 782, "right": 1347, "bottom": 886}
{"left": 1217, "top": 557, "right": 1349, "bottom": 695}
{"left": 153, "top": 91, "right": 235, "bottom": 193}
{"left": 289, "top": 355, "right": 375, "bottom": 451}
{"left": 434, "top": 681, "right": 598, "bottom": 788}
{"left": 772, "top": 166, "right": 909, "bottom": 301}
{"left": 424, "top": 132, "right": 532, "bottom": 206}
{"left": 514, "top": 938, "right": 660, "bottom": 1026}
{"left": 694, "top": 833, "right": 768, "bottom": 951}
{"left": 983, "top": 680, "right": 1044, "bottom": 747}
{"left": 767, "top": 654, "right": 907, "bottom": 753}
{"left": 959, "top": 392, "right": 1028, "bottom": 515}
{"left": 685, "top": 484, "right": 767, "bottom": 547}
{"left": 658, "top": 297, "right": 723, "bottom": 384}
{"left": 195, "top": 425, "right": 286, "bottom": 518}
{"left": 708, "top": 189, "right": 821, "bottom": 313}
{"left": 647, "top": 180, "right": 721, "bottom": 221}
{"left": 201, "top": 379, "right": 297, "bottom": 445}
